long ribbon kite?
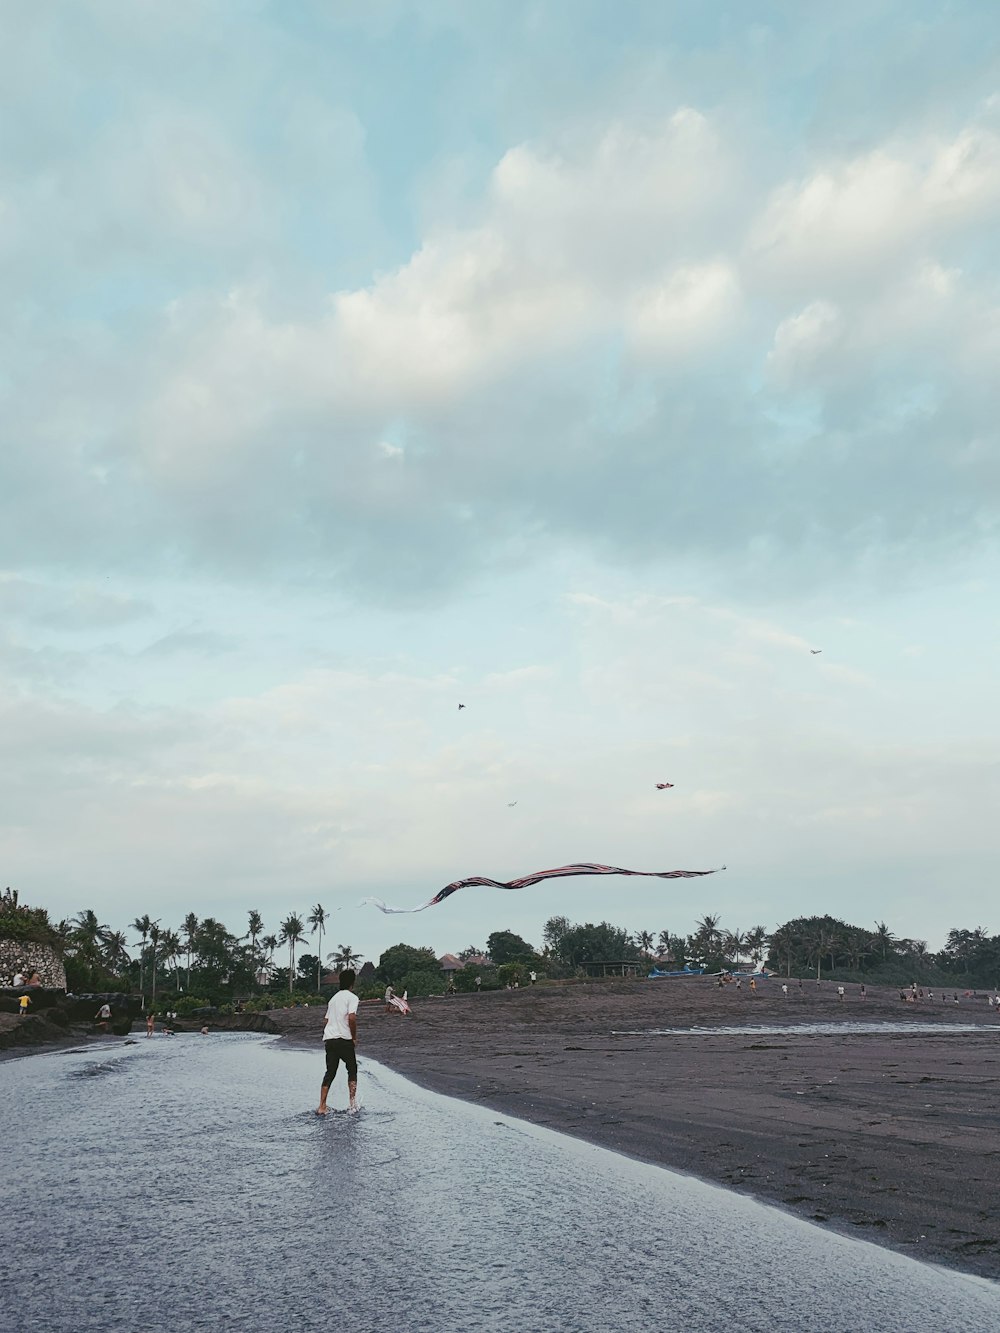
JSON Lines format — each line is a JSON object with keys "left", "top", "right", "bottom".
{"left": 362, "top": 861, "right": 725, "bottom": 914}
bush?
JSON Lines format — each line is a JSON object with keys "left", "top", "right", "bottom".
{"left": 399, "top": 969, "right": 445, "bottom": 998}
{"left": 0, "top": 902, "right": 63, "bottom": 947}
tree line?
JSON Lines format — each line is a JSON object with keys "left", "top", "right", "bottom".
{"left": 4, "top": 891, "right": 997, "bottom": 998}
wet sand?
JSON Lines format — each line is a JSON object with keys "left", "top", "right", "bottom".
{"left": 274, "top": 978, "right": 1000, "bottom": 1280}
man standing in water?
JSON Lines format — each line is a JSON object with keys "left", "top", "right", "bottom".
{"left": 316, "top": 968, "right": 359, "bottom": 1115}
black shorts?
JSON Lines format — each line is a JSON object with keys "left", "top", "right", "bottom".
{"left": 323, "top": 1037, "right": 357, "bottom": 1084}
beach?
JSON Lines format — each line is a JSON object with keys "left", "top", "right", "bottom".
{"left": 274, "top": 978, "right": 1000, "bottom": 1280}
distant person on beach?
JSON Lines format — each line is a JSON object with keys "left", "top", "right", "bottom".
{"left": 95, "top": 1003, "right": 112, "bottom": 1029}
{"left": 317, "top": 968, "right": 359, "bottom": 1116}
{"left": 12, "top": 969, "right": 25, "bottom": 987}
{"left": 25, "top": 970, "right": 41, "bottom": 987}
{"left": 837, "top": 986, "right": 845, "bottom": 1002}
{"left": 18, "top": 993, "right": 30, "bottom": 1018}
{"left": 749, "top": 977, "right": 757, "bottom": 994}
{"left": 146, "top": 1013, "right": 155, "bottom": 1037}
{"left": 475, "top": 976, "right": 482, "bottom": 992}
{"left": 384, "top": 984, "right": 395, "bottom": 1013}
{"left": 781, "top": 984, "right": 788, "bottom": 996}
{"left": 530, "top": 971, "right": 537, "bottom": 985}
{"left": 860, "top": 984, "right": 866, "bottom": 1001}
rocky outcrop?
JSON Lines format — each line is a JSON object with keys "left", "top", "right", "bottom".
{"left": 0, "top": 990, "right": 139, "bottom": 1049}
{"left": 174, "top": 1012, "right": 280, "bottom": 1034}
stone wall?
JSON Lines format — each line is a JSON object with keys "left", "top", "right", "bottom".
{"left": 0, "top": 937, "right": 67, "bottom": 989}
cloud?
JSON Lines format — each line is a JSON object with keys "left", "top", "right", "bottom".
{"left": 1, "top": 12, "right": 999, "bottom": 610}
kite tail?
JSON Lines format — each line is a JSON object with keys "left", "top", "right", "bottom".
{"left": 361, "top": 863, "right": 726, "bottom": 915}
{"left": 360, "top": 896, "right": 433, "bottom": 915}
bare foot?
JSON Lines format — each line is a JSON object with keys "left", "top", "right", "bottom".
{"left": 315, "top": 1106, "right": 328, "bottom": 1116}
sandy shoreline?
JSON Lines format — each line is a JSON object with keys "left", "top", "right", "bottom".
{"left": 273, "top": 978, "right": 1000, "bottom": 1281}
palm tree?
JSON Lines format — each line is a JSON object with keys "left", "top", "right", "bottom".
{"left": 636, "top": 930, "right": 655, "bottom": 957}
{"left": 132, "top": 914, "right": 153, "bottom": 997}
{"left": 308, "top": 904, "right": 328, "bottom": 992}
{"left": 181, "top": 913, "right": 199, "bottom": 989}
{"left": 148, "top": 921, "right": 162, "bottom": 1004}
{"left": 873, "top": 921, "right": 898, "bottom": 962}
{"left": 328, "top": 944, "right": 363, "bottom": 972}
{"left": 159, "top": 928, "right": 182, "bottom": 991}
{"left": 278, "top": 913, "right": 307, "bottom": 993}
{"left": 71, "top": 909, "right": 109, "bottom": 985}
{"left": 100, "top": 929, "right": 131, "bottom": 977}
{"left": 746, "top": 926, "right": 768, "bottom": 966}
{"left": 724, "top": 930, "right": 747, "bottom": 969}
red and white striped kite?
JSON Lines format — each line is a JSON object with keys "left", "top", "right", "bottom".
{"left": 363, "top": 861, "right": 725, "bottom": 914}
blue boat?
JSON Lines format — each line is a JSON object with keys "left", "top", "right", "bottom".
{"left": 648, "top": 964, "right": 706, "bottom": 978}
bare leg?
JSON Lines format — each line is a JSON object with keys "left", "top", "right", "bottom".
{"left": 316, "top": 1082, "right": 331, "bottom": 1116}
{"left": 348, "top": 1079, "right": 358, "bottom": 1111}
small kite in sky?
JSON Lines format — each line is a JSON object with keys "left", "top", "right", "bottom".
{"left": 655, "top": 782, "right": 675, "bottom": 790}
{"left": 362, "top": 861, "right": 725, "bottom": 914}
{"left": 507, "top": 801, "right": 517, "bottom": 806}
{"left": 458, "top": 703, "right": 466, "bottom": 710}
{"left": 810, "top": 649, "right": 822, "bottom": 655}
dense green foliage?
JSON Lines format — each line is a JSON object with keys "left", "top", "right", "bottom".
{"left": 0, "top": 895, "right": 63, "bottom": 947}
{"left": 6, "top": 885, "right": 998, "bottom": 1000}
{"left": 486, "top": 930, "right": 535, "bottom": 965}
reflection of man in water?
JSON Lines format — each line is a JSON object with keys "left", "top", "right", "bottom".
{"left": 317, "top": 969, "right": 359, "bottom": 1116}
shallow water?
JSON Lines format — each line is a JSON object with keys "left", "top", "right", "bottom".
{"left": 4, "top": 1034, "right": 999, "bottom": 1332}
{"left": 613, "top": 1021, "right": 1000, "bottom": 1036}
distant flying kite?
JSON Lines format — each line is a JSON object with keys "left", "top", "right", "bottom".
{"left": 362, "top": 861, "right": 725, "bottom": 914}
{"left": 810, "top": 649, "right": 822, "bottom": 655}
{"left": 507, "top": 801, "right": 517, "bottom": 806}
{"left": 458, "top": 703, "right": 466, "bottom": 710}
{"left": 656, "top": 783, "right": 675, "bottom": 790}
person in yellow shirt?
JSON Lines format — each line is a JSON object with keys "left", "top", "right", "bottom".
{"left": 18, "top": 993, "right": 30, "bottom": 1018}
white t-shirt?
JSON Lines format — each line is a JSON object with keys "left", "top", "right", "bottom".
{"left": 12, "top": 973, "right": 25, "bottom": 986}
{"left": 323, "top": 989, "right": 359, "bottom": 1041}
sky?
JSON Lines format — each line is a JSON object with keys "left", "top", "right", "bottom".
{"left": 2, "top": 0, "right": 999, "bottom": 967}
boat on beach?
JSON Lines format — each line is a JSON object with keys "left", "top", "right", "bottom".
{"left": 648, "top": 964, "right": 707, "bottom": 978}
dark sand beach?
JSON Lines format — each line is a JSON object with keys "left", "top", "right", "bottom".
{"left": 275, "top": 978, "right": 1000, "bottom": 1280}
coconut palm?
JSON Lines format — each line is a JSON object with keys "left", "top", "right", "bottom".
{"left": 132, "top": 914, "right": 154, "bottom": 996}
{"left": 308, "top": 904, "right": 328, "bottom": 991}
{"left": 278, "top": 913, "right": 307, "bottom": 993}
{"left": 635, "top": 930, "right": 655, "bottom": 957}
{"left": 181, "top": 912, "right": 199, "bottom": 989}
{"left": 100, "top": 929, "right": 131, "bottom": 976}
{"left": 724, "top": 930, "right": 747, "bottom": 969}
{"left": 745, "top": 926, "right": 768, "bottom": 966}
{"left": 148, "top": 921, "right": 163, "bottom": 1003}
{"left": 328, "top": 944, "right": 363, "bottom": 971}
{"left": 71, "top": 908, "right": 107, "bottom": 956}
{"left": 158, "top": 928, "right": 182, "bottom": 991}
{"left": 872, "top": 921, "right": 898, "bottom": 962}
